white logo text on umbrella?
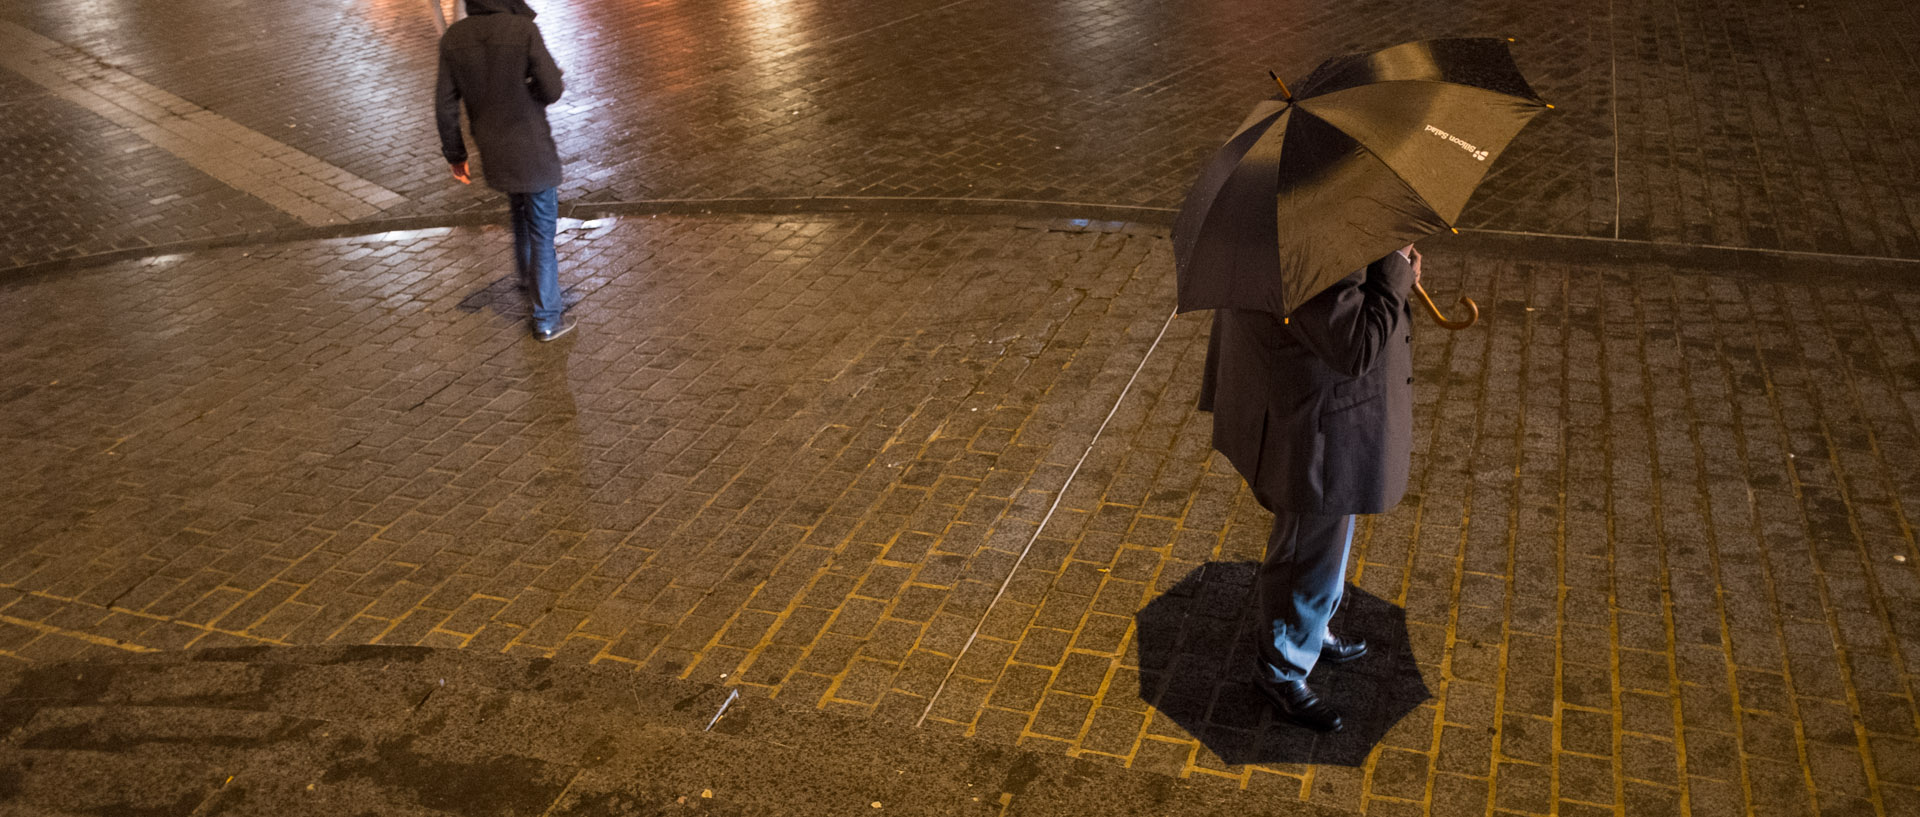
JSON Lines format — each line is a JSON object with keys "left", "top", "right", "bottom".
{"left": 1424, "top": 124, "right": 1489, "bottom": 161}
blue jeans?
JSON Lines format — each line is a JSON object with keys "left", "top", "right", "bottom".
{"left": 508, "top": 187, "right": 563, "bottom": 332}
{"left": 1256, "top": 511, "right": 1355, "bottom": 682}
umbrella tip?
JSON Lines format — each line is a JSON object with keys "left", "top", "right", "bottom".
{"left": 1267, "top": 70, "right": 1294, "bottom": 101}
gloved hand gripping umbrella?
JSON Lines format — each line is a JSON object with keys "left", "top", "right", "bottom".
{"left": 1172, "top": 38, "right": 1552, "bottom": 327}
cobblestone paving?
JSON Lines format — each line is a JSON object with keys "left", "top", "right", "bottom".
{"left": 0, "top": 18, "right": 406, "bottom": 228}
{"left": 5, "top": 0, "right": 1920, "bottom": 814}
{"left": 3, "top": 215, "right": 1917, "bottom": 815}
{"left": 0, "top": 67, "right": 304, "bottom": 270}
{"left": 4, "top": 0, "right": 1920, "bottom": 269}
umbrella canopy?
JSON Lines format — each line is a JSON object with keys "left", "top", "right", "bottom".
{"left": 1173, "top": 38, "right": 1550, "bottom": 316}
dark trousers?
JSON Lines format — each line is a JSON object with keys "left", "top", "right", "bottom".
{"left": 1255, "top": 510, "right": 1355, "bottom": 682}
{"left": 507, "top": 187, "right": 563, "bottom": 331}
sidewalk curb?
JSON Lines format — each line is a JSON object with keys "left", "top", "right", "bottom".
{"left": 0, "top": 197, "right": 1178, "bottom": 284}
{"left": 6, "top": 196, "right": 1914, "bottom": 287}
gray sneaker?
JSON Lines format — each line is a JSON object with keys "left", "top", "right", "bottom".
{"left": 534, "top": 316, "right": 577, "bottom": 342}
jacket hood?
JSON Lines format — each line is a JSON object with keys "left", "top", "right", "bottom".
{"left": 465, "top": 0, "right": 535, "bottom": 17}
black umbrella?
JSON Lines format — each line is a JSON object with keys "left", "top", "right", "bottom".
{"left": 1172, "top": 38, "right": 1551, "bottom": 325}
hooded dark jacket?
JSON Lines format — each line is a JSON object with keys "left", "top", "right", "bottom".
{"left": 435, "top": 0, "right": 564, "bottom": 193}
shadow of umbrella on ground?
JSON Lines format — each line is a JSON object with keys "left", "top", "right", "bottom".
{"left": 1134, "top": 561, "right": 1432, "bottom": 766}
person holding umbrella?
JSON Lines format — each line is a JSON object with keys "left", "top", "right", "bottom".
{"left": 1175, "top": 39, "right": 1550, "bottom": 732}
{"left": 1198, "top": 246, "right": 1420, "bottom": 733}
{"left": 434, "top": 0, "right": 575, "bottom": 342}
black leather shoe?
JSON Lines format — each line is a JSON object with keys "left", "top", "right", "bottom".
{"left": 1255, "top": 678, "right": 1344, "bottom": 733}
{"left": 1320, "top": 632, "right": 1367, "bottom": 664}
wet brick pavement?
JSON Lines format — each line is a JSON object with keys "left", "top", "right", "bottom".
{"left": 0, "top": 65, "right": 304, "bottom": 266}
{"left": 3, "top": 211, "right": 1919, "bottom": 816}
{"left": 4, "top": 0, "right": 1920, "bottom": 815}
{"left": 4, "top": 0, "right": 1920, "bottom": 269}
{"left": 0, "top": 645, "right": 1336, "bottom": 816}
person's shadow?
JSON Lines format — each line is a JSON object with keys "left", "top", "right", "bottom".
{"left": 1133, "top": 561, "right": 1432, "bottom": 766}
{"left": 456, "top": 275, "right": 589, "bottom": 319}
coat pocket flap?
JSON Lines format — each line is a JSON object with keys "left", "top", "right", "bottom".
{"left": 1322, "top": 377, "right": 1385, "bottom": 415}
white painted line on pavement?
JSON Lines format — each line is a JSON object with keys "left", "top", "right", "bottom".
{"left": 704, "top": 688, "right": 741, "bottom": 731}
{"left": 914, "top": 305, "right": 1181, "bottom": 728}
{"left": 0, "top": 20, "right": 407, "bottom": 227}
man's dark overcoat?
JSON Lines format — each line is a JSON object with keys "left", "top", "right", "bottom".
{"left": 435, "top": 0, "right": 565, "bottom": 193}
{"left": 1198, "top": 253, "right": 1416, "bottom": 515}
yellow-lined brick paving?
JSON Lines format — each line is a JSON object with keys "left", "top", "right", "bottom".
{"left": 4, "top": 206, "right": 1919, "bottom": 817}
{"left": 5, "top": 0, "right": 1920, "bottom": 810}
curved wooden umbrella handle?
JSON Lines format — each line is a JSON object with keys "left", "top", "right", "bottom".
{"left": 1413, "top": 282, "right": 1479, "bottom": 330}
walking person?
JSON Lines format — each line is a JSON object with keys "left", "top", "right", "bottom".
{"left": 1198, "top": 246, "right": 1422, "bottom": 733}
{"left": 435, "top": 0, "right": 575, "bottom": 341}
